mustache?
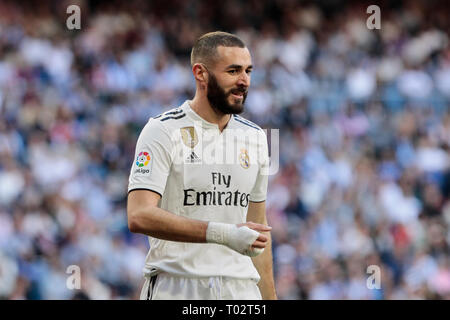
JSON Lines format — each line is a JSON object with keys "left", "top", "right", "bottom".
{"left": 229, "top": 87, "right": 248, "bottom": 95}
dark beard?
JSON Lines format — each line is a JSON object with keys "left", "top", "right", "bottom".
{"left": 207, "top": 72, "right": 247, "bottom": 115}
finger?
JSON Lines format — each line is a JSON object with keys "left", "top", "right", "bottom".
{"left": 257, "top": 234, "right": 268, "bottom": 242}
{"left": 251, "top": 240, "right": 267, "bottom": 248}
{"left": 247, "top": 222, "right": 272, "bottom": 231}
{"left": 247, "top": 221, "right": 270, "bottom": 227}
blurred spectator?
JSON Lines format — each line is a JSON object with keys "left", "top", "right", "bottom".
{"left": 0, "top": 0, "right": 449, "bottom": 299}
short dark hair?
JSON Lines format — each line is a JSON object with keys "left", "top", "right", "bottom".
{"left": 190, "top": 31, "right": 246, "bottom": 67}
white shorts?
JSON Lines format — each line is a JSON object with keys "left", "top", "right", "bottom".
{"left": 140, "top": 272, "right": 262, "bottom": 300}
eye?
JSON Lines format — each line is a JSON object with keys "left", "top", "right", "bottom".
{"left": 228, "top": 69, "right": 238, "bottom": 75}
{"left": 246, "top": 69, "right": 252, "bottom": 74}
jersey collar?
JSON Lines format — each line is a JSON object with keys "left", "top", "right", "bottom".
{"left": 185, "top": 100, "right": 234, "bottom": 130}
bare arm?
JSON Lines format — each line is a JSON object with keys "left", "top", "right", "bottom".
{"left": 247, "top": 201, "right": 277, "bottom": 300}
{"left": 127, "top": 189, "right": 208, "bottom": 242}
{"left": 127, "top": 189, "right": 270, "bottom": 248}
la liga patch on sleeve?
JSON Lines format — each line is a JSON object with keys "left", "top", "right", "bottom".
{"left": 134, "top": 150, "right": 152, "bottom": 174}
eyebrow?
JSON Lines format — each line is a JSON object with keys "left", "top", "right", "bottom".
{"left": 225, "top": 64, "right": 253, "bottom": 70}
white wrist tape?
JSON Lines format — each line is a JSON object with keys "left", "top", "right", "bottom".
{"left": 206, "top": 222, "right": 265, "bottom": 257}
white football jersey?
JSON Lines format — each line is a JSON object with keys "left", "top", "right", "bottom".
{"left": 128, "top": 100, "right": 269, "bottom": 281}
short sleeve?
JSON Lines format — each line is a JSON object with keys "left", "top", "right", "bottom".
{"left": 249, "top": 130, "right": 269, "bottom": 202}
{"left": 128, "top": 118, "right": 174, "bottom": 196}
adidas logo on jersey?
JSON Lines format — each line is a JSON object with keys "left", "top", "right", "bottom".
{"left": 185, "top": 151, "right": 201, "bottom": 164}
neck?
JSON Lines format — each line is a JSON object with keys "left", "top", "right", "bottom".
{"left": 190, "top": 94, "right": 231, "bottom": 132}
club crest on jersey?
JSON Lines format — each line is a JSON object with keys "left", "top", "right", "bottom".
{"left": 180, "top": 127, "right": 198, "bottom": 148}
{"left": 239, "top": 148, "right": 250, "bottom": 169}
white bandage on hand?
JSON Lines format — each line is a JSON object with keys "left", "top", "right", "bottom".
{"left": 206, "top": 222, "right": 265, "bottom": 257}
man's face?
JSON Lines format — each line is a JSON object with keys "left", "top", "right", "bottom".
{"left": 206, "top": 46, "right": 252, "bottom": 115}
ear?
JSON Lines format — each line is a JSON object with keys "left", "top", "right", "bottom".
{"left": 192, "top": 63, "right": 208, "bottom": 86}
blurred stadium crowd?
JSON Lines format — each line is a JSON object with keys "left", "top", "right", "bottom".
{"left": 0, "top": 0, "right": 450, "bottom": 299}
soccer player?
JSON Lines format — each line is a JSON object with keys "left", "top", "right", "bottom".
{"left": 127, "top": 31, "right": 277, "bottom": 300}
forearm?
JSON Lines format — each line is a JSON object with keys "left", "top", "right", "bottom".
{"left": 129, "top": 205, "right": 208, "bottom": 243}
{"left": 252, "top": 233, "right": 277, "bottom": 300}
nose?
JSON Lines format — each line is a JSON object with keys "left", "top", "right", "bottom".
{"left": 237, "top": 71, "right": 250, "bottom": 87}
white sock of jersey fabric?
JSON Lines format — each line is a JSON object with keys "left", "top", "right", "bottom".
{"left": 206, "top": 222, "right": 265, "bottom": 257}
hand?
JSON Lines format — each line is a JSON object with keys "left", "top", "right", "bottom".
{"left": 206, "top": 221, "right": 272, "bottom": 257}
{"left": 236, "top": 221, "right": 271, "bottom": 249}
